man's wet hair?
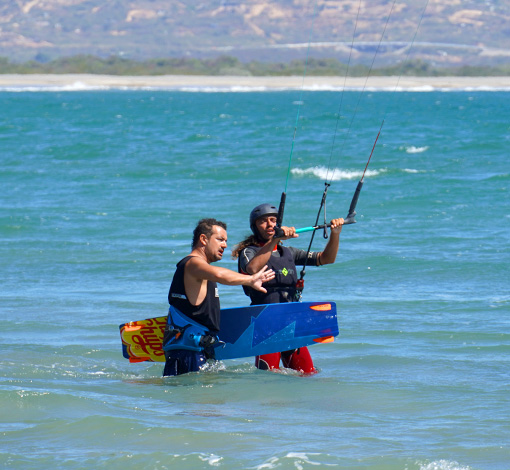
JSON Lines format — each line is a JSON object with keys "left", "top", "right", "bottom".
{"left": 192, "top": 218, "right": 227, "bottom": 249}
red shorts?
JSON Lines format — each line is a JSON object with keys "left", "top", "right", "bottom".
{"left": 255, "top": 347, "right": 316, "bottom": 374}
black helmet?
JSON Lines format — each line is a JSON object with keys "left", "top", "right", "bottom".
{"left": 250, "top": 203, "right": 279, "bottom": 237}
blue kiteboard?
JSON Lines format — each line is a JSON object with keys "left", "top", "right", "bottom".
{"left": 119, "top": 301, "right": 338, "bottom": 363}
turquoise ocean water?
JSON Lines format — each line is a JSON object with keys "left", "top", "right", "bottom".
{"left": 1, "top": 82, "right": 509, "bottom": 470}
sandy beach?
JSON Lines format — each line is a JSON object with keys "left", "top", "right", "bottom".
{"left": 0, "top": 74, "right": 509, "bottom": 90}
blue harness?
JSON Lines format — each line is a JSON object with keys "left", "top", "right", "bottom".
{"left": 163, "top": 306, "right": 219, "bottom": 353}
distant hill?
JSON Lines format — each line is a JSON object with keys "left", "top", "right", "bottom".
{"left": 1, "top": 0, "right": 510, "bottom": 67}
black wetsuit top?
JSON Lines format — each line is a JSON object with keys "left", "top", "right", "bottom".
{"left": 166, "top": 256, "right": 220, "bottom": 333}
{"left": 239, "top": 244, "right": 319, "bottom": 305}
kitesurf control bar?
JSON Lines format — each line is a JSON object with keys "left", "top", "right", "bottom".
{"left": 295, "top": 224, "right": 330, "bottom": 235}
{"left": 295, "top": 219, "right": 354, "bottom": 235}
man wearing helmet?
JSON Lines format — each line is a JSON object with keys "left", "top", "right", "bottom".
{"left": 232, "top": 205, "right": 344, "bottom": 374}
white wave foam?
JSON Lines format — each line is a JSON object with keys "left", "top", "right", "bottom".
{"left": 198, "top": 453, "right": 223, "bottom": 466}
{"left": 419, "top": 460, "right": 473, "bottom": 470}
{"left": 291, "top": 166, "right": 383, "bottom": 181}
{"left": 405, "top": 145, "right": 429, "bottom": 154}
{"left": 254, "top": 453, "right": 338, "bottom": 470}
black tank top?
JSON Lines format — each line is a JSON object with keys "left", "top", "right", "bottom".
{"left": 240, "top": 245, "right": 298, "bottom": 305}
{"left": 168, "top": 256, "right": 221, "bottom": 333}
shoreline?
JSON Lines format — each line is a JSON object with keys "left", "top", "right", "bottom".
{"left": 1, "top": 74, "right": 509, "bottom": 90}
